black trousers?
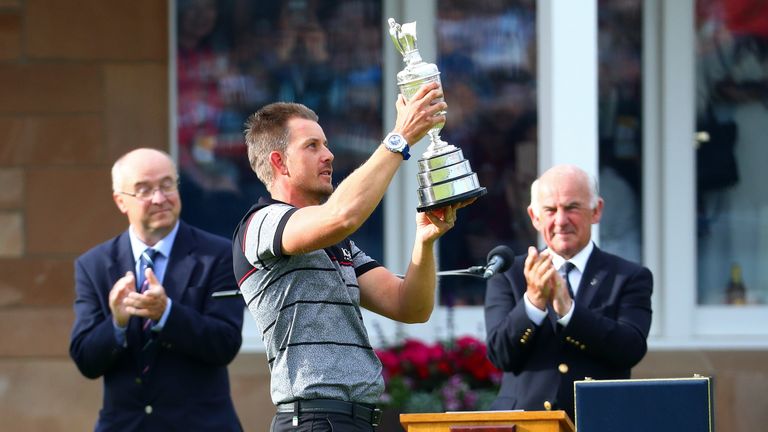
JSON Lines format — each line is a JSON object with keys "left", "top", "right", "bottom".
{"left": 270, "top": 412, "right": 375, "bottom": 431}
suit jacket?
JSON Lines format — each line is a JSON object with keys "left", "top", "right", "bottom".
{"left": 70, "top": 221, "right": 244, "bottom": 432}
{"left": 484, "top": 245, "right": 652, "bottom": 421}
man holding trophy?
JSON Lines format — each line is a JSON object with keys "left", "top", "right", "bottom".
{"left": 233, "top": 18, "right": 482, "bottom": 431}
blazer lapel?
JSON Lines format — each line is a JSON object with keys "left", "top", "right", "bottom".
{"left": 163, "top": 222, "right": 196, "bottom": 302}
{"left": 576, "top": 247, "right": 607, "bottom": 307}
{"left": 108, "top": 231, "right": 136, "bottom": 289}
{"left": 108, "top": 232, "right": 145, "bottom": 355}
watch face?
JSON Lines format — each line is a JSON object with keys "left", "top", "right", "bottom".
{"left": 387, "top": 134, "right": 405, "bottom": 151}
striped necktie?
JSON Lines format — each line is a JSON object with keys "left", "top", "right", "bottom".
{"left": 137, "top": 248, "right": 158, "bottom": 293}
{"left": 562, "top": 261, "right": 576, "bottom": 298}
{"left": 137, "top": 248, "right": 158, "bottom": 375}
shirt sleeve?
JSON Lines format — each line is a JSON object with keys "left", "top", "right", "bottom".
{"left": 242, "top": 204, "right": 297, "bottom": 267}
{"left": 113, "top": 322, "right": 127, "bottom": 347}
{"left": 556, "top": 300, "right": 575, "bottom": 326}
{"left": 349, "top": 239, "right": 381, "bottom": 277}
{"left": 523, "top": 292, "right": 548, "bottom": 326}
{"left": 152, "top": 298, "right": 173, "bottom": 331}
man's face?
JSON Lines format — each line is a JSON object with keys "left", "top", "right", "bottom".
{"left": 282, "top": 117, "right": 334, "bottom": 203}
{"left": 528, "top": 174, "right": 603, "bottom": 259}
{"left": 113, "top": 151, "right": 181, "bottom": 243}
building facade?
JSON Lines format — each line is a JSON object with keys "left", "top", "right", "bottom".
{"left": 0, "top": 1, "right": 766, "bottom": 431}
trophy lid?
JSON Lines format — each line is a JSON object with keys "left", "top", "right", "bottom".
{"left": 388, "top": 18, "right": 419, "bottom": 57}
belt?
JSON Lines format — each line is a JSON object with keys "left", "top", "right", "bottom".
{"left": 276, "top": 399, "right": 382, "bottom": 426}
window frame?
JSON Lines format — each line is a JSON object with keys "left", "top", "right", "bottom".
{"left": 168, "top": 0, "right": 768, "bottom": 352}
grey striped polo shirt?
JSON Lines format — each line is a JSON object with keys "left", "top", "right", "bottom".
{"left": 234, "top": 200, "right": 384, "bottom": 405}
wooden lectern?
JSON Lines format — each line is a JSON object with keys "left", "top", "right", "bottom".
{"left": 399, "top": 411, "right": 574, "bottom": 432}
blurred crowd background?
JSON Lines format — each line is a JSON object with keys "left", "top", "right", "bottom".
{"left": 174, "top": 0, "right": 648, "bottom": 306}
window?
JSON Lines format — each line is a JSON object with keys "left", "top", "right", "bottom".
{"left": 171, "top": 0, "right": 768, "bottom": 350}
{"left": 695, "top": 0, "right": 768, "bottom": 306}
{"left": 174, "top": 0, "right": 385, "bottom": 258}
{"left": 435, "top": 0, "right": 538, "bottom": 307}
{"left": 598, "top": 0, "right": 644, "bottom": 265}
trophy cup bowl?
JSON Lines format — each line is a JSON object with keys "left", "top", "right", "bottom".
{"left": 388, "top": 18, "right": 486, "bottom": 212}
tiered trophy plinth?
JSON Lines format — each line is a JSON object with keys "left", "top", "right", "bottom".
{"left": 416, "top": 147, "right": 486, "bottom": 212}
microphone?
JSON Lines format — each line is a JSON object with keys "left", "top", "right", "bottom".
{"left": 217, "top": 246, "right": 515, "bottom": 294}
{"left": 483, "top": 245, "right": 515, "bottom": 279}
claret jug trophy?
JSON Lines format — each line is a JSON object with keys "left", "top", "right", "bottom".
{"left": 388, "top": 18, "right": 486, "bottom": 211}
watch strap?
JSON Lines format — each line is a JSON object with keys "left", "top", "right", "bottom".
{"left": 399, "top": 143, "right": 411, "bottom": 160}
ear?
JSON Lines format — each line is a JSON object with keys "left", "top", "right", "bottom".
{"left": 269, "top": 151, "right": 289, "bottom": 176}
{"left": 527, "top": 205, "right": 541, "bottom": 231}
{"left": 113, "top": 192, "right": 129, "bottom": 214}
{"left": 591, "top": 197, "right": 605, "bottom": 224}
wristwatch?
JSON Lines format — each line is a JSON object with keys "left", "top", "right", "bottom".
{"left": 383, "top": 132, "right": 410, "bottom": 160}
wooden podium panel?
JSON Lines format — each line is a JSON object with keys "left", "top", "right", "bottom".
{"left": 450, "top": 426, "right": 516, "bottom": 432}
{"left": 399, "top": 411, "right": 574, "bottom": 432}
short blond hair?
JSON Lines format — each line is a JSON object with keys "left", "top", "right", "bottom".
{"left": 243, "top": 102, "right": 318, "bottom": 191}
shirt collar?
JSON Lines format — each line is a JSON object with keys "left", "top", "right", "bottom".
{"left": 549, "top": 241, "right": 594, "bottom": 274}
{"left": 128, "top": 222, "right": 180, "bottom": 262}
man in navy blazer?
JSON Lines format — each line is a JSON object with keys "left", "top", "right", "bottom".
{"left": 69, "top": 148, "right": 244, "bottom": 431}
{"left": 484, "top": 164, "right": 653, "bottom": 421}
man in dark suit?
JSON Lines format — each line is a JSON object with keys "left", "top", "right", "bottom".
{"left": 69, "top": 148, "right": 244, "bottom": 431}
{"left": 484, "top": 164, "right": 653, "bottom": 421}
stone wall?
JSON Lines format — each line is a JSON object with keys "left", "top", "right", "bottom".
{"left": 0, "top": 1, "right": 276, "bottom": 429}
{"left": 0, "top": 1, "right": 274, "bottom": 429}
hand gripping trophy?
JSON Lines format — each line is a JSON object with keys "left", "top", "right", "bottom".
{"left": 388, "top": 18, "right": 486, "bottom": 212}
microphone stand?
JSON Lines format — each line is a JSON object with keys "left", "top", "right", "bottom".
{"left": 212, "top": 265, "right": 489, "bottom": 298}
{"left": 434, "top": 266, "right": 486, "bottom": 344}
{"left": 211, "top": 290, "right": 243, "bottom": 298}
{"left": 396, "top": 265, "right": 487, "bottom": 279}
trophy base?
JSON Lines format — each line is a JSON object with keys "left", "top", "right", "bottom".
{"left": 415, "top": 147, "right": 487, "bottom": 212}
{"left": 416, "top": 186, "right": 487, "bottom": 213}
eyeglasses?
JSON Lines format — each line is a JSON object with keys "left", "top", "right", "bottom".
{"left": 118, "top": 180, "right": 180, "bottom": 201}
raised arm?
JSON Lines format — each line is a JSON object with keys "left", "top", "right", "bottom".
{"left": 359, "top": 200, "right": 472, "bottom": 323}
{"left": 281, "top": 83, "right": 446, "bottom": 255}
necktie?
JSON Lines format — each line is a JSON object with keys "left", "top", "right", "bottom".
{"left": 137, "top": 248, "right": 158, "bottom": 374}
{"left": 562, "top": 261, "right": 576, "bottom": 298}
{"left": 137, "top": 248, "right": 158, "bottom": 293}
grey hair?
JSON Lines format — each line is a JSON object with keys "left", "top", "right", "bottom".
{"left": 529, "top": 166, "right": 599, "bottom": 215}
{"left": 111, "top": 148, "right": 177, "bottom": 192}
{"left": 111, "top": 159, "right": 124, "bottom": 192}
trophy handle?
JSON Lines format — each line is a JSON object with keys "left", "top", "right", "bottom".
{"left": 388, "top": 18, "right": 405, "bottom": 56}
{"left": 389, "top": 18, "right": 419, "bottom": 58}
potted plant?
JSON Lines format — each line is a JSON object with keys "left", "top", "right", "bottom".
{"left": 374, "top": 336, "right": 501, "bottom": 430}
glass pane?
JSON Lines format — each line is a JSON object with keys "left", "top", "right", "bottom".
{"left": 695, "top": 0, "right": 768, "bottom": 305}
{"left": 175, "top": 0, "right": 384, "bottom": 259}
{"left": 597, "top": 0, "right": 644, "bottom": 265}
{"left": 436, "top": 0, "right": 538, "bottom": 306}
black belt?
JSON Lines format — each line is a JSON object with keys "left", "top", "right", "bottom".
{"left": 277, "top": 399, "right": 381, "bottom": 426}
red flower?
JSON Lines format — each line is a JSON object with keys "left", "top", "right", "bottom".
{"left": 375, "top": 335, "right": 502, "bottom": 410}
{"left": 376, "top": 349, "right": 401, "bottom": 380}
{"left": 399, "top": 339, "right": 432, "bottom": 379}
